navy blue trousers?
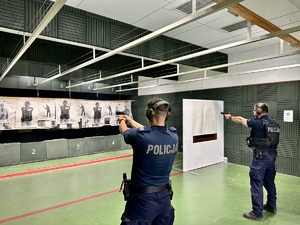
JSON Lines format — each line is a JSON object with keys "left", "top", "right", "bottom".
{"left": 249, "top": 154, "right": 277, "bottom": 217}
{"left": 120, "top": 189, "right": 174, "bottom": 225}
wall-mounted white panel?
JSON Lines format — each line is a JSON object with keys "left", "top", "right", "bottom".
{"left": 183, "top": 99, "right": 224, "bottom": 172}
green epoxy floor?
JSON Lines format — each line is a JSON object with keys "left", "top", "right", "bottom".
{"left": 0, "top": 150, "right": 299, "bottom": 225}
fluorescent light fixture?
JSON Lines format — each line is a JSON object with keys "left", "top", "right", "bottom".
{"left": 116, "top": 63, "right": 300, "bottom": 93}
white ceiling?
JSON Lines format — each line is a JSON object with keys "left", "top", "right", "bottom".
{"left": 65, "top": 0, "right": 300, "bottom": 54}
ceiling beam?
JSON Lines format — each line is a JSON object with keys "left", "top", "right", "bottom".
{"left": 213, "top": 0, "right": 300, "bottom": 48}
{"left": 0, "top": 0, "right": 67, "bottom": 81}
{"left": 36, "top": 0, "right": 244, "bottom": 86}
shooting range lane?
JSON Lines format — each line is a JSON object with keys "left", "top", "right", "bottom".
{"left": 0, "top": 150, "right": 134, "bottom": 224}
{"left": 0, "top": 150, "right": 182, "bottom": 224}
{"left": 0, "top": 151, "right": 299, "bottom": 225}
{"left": 0, "top": 149, "right": 133, "bottom": 176}
{"left": 0, "top": 153, "right": 133, "bottom": 179}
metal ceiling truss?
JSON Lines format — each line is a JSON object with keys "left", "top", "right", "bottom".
{"left": 0, "top": 0, "right": 67, "bottom": 81}
{"left": 93, "top": 50, "right": 300, "bottom": 91}
{"left": 69, "top": 25, "right": 300, "bottom": 91}
{"left": 36, "top": 0, "right": 244, "bottom": 86}
{"left": 1, "top": 0, "right": 299, "bottom": 93}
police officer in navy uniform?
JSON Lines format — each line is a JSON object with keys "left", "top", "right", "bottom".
{"left": 224, "top": 103, "right": 278, "bottom": 222}
{"left": 118, "top": 97, "right": 178, "bottom": 225}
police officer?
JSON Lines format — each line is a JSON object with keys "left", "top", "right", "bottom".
{"left": 224, "top": 103, "right": 278, "bottom": 221}
{"left": 118, "top": 97, "right": 178, "bottom": 225}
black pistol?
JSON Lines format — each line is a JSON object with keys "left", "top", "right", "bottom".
{"left": 120, "top": 173, "right": 131, "bottom": 201}
{"left": 220, "top": 112, "right": 230, "bottom": 115}
{"left": 116, "top": 111, "right": 126, "bottom": 115}
{"left": 119, "top": 173, "right": 127, "bottom": 192}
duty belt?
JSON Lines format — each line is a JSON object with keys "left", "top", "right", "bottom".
{"left": 131, "top": 184, "right": 168, "bottom": 194}
{"left": 253, "top": 148, "right": 277, "bottom": 157}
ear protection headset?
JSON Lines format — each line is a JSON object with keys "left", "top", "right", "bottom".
{"left": 256, "top": 105, "right": 263, "bottom": 115}
{"left": 145, "top": 100, "right": 171, "bottom": 121}
{"left": 255, "top": 103, "right": 267, "bottom": 115}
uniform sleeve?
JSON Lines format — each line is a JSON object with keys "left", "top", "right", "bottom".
{"left": 247, "top": 118, "right": 259, "bottom": 128}
{"left": 123, "top": 128, "right": 138, "bottom": 145}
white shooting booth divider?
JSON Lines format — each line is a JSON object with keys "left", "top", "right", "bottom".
{"left": 183, "top": 99, "right": 224, "bottom": 172}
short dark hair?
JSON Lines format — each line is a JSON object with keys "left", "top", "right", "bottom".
{"left": 147, "top": 97, "right": 170, "bottom": 113}
{"left": 146, "top": 97, "right": 171, "bottom": 121}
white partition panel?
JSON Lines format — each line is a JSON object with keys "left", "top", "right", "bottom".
{"left": 183, "top": 99, "right": 224, "bottom": 172}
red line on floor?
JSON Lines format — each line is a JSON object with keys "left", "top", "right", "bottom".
{"left": 171, "top": 171, "right": 183, "bottom": 176}
{"left": 0, "top": 189, "right": 120, "bottom": 224}
{"left": 0, "top": 171, "right": 183, "bottom": 224}
{"left": 0, "top": 153, "right": 133, "bottom": 179}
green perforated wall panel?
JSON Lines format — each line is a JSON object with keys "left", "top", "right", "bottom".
{"left": 20, "top": 141, "right": 47, "bottom": 163}
{"left": 276, "top": 157, "right": 299, "bottom": 176}
{"left": 277, "top": 82, "right": 298, "bottom": 101}
{"left": 242, "top": 85, "right": 257, "bottom": 102}
{"left": 0, "top": 143, "right": 20, "bottom": 166}
{"left": 226, "top": 149, "right": 241, "bottom": 164}
{"left": 241, "top": 150, "right": 252, "bottom": 167}
{"left": 68, "top": 138, "right": 88, "bottom": 157}
{"left": 46, "top": 139, "right": 68, "bottom": 160}
{"left": 85, "top": 136, "right": 105, "bottom": 154}
{"left": 257, "top": 84, "right": 277, "bottom": 101}
{"left": 224, "top": 87, "right": 243, "bottom": 102}
{"left": 121, "top": 136, "right": 131, "bottom": 150}
{"left": 277, "top": 139, "right": 298, "bottom": 158}
{"left": 104, "top": 135, "right": 122, "bottom": 151}
{"left": 58, "top": 9, "right": 87, "bottom": 43}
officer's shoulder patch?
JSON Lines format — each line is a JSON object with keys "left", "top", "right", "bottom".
{"left": 138, "top": 126, "right": 151, "bottom": 132}
{"left": 169, "top": 127, "right": 177, "bottom": 132}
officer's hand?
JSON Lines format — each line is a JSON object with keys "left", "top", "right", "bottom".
{"left": 224, "top": 114, "right": 232, "bottom": 120}
{"left": 117, "top": 115, "right": 130, "bottom": 122}
{"left": 117, "top": 115, "right": 125, "bottom": 121}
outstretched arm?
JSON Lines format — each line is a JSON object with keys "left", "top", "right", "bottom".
{"left": 224, "top": 114, "right": 248, "bottom": 127}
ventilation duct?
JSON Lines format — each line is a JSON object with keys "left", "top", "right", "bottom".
{"left": 221, "top": 20, "right": 248, "bottom": 32}
{"left": 174, "top": 0, "right": 214, "bottom": 15}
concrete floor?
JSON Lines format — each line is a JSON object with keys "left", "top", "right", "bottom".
{"left": 0, "top": 150, "right": 299, "bottom": 225}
